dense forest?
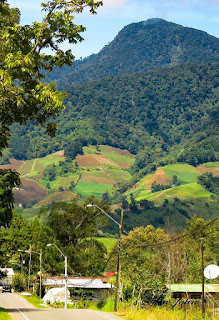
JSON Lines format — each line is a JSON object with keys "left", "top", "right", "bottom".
{"left": 7, "top": 63, "right": 219, "bottom": 175}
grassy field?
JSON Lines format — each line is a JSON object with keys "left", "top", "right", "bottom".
{"left": 202, "top": 161, "right": 219, "bottom": 168}
{"left": 163, "top": 163, "right": 200, "bottom": 184}
{"left": 95, "top": 237, "right": 118, "bottom": 251}
{"left": 136, "top": 183, "right": 213, "bottom": 204}
{"left": 0, "top": 308, "right": 12, "bottom": 320}
{"left": 49, "top": 174, "right": 79, "bottom": 191}
{"left": 73, "top": 180, "right": 113, "bottom": 198}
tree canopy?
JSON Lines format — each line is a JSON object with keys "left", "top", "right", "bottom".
{"left": 0, "top": 0, "right": 102, "bottom": 226}
{"left": 0, "top": 0, "right": 102, "bottom": 154}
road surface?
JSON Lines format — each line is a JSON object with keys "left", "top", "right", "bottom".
{"left": 0, "top": 293, "right": 123, "bottom": 320}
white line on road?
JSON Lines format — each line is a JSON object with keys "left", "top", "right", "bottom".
{"left": 86, "top": 309, "right": 120, "bottom": 320}
{"left": 18, "top": 309, "right": 30, "bottom": 320}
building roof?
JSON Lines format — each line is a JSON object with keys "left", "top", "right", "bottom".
{"left": 43, "top": 277, "right": 113, "bottom": 289}
{"left": 166, "top": 284, "right": 219, "bottom": 293}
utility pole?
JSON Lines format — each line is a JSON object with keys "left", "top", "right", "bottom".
{"left": 168, "top": 251, "right": 172, "bottom": 297}
{"left": 114, "top": 209, "right": 124, "bottom": 312}
{"left": 39, "top": 249, "right": 42, "bottom": 299}
{"left": 200, "top": 237, "right": 205, "bottom": 317}
{"left": 64, "top": 255, "right": 67, "bottom": 310}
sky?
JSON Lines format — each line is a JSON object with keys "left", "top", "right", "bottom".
{"left": 8, "top": 0, "right": 219, "bottom": 59}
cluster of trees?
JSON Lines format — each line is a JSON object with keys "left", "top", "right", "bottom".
{"left": 0, "top": 200, "right": 108, "bottom": 278}
{"left": 197, "top": 172, "right": 219, "bottom": 194}
{"left": 108, "top": 216, "right": 219, "bottom": 306}
{"left": 102, "top": 196, "right": 219, "bottom": 235}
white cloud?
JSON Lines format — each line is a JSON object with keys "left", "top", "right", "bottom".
{"left": 102, "top": 0, "right": 130, "bottom": 8}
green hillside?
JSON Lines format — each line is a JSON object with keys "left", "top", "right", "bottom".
{"left": 8, "top": 63, "right": 219, "bottom": 176}
{"left": 0, "top": 146, "right": 134, "bottom": 210}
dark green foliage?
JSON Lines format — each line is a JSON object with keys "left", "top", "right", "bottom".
{"left": 197, "top": 172, "right": 219, "bottom": 194}
{"left": 0, "top": 169, "right": 20, "bottom": 227}
{"left": 103, "top": 197, "right": 219, "bottom": 234}
{"left": 41, "top": 159, "right": 77, "bottom": 183}
{"left": 12, "top": 273, "right": 26, "bottom": 292}
{"left": 64, "top": 139, "right": 84, "bottom": 160}
{"left": 151, "top": 181, "right": 171, "bottom": 193}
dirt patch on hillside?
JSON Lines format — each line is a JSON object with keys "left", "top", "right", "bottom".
{"left": 0, "top": 159, "right": 25, "bottom": 171}
{"left": 146, "top": 168, "right": 170, "bottom": 187}
{"left": 197, "top": 166, "right": 219, "bottom": 177}
{"left": 102, "top": 146, "right": 135, "bottom": 157}
{"left": 76, "top": 154, "right": 117, "bottom": 167}
{"left": 30, "top": 174, "right": 43, "bottom": 181}
{"left": 115, "top": 162, "right": 132, "bottom": 169}
{"left": 81, "top": 171, "right": 116, "bottom": 185}
{"left": 14, "top": 178, "right": 47, "bottom": 204}
{"left": 53, "top": 150, "right": 65, "bottom": 158}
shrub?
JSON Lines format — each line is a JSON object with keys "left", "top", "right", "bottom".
{"left": 12, "top": 273, "right": 27, "bottom": 292}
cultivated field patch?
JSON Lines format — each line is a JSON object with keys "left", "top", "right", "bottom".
{"left": 76, "top": 154, "right": 117, "bottom": 167}
{"left": 81, "top": 170, "right": 116, "bottom": 185}
{"left": 142, "top": 183, "right": 213, "bottom": 205}
{"left": 74, "top": 180, "right": 113, "bottom": 198}
{"left": 0, "top": 158, "right": 25, "bottom": 171}
{"left": 163, "top": 164, "right": 200, "bottom": 184}
{"left": 50, "top": 175, "right": 80, "bottom": 191}
{"left": 34, "top": 191, "right": 77, "bottom": 207}
{"left": 100, "top": 145, "right": 135, "bottom": 157}
{"left": 197, "top": 166, "right": 219, "bottom": 177}
{"left": 146, "top": 168, "right": 170, "bottom": 187}
{"left": 14, "top": 178, "right": 48, "bottom": 204}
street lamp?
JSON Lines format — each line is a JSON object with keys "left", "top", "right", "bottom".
{"left": 87, "top": 203, "right": 124, "bottom": 312}
{"left": 18, "top": 249, "right": 42, "bottom": 298}
{"left": 47, "top": 243, "right": 68, "bottom": 309}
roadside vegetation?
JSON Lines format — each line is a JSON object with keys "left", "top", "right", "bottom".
{"left": 0, "top": 308, "right": 12, "bottom": 320}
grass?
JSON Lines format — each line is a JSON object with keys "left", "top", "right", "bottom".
{"left": 73, "top": 180, "right": 113, "bottom": 198}
{"left": 0, "top": 308, "right": 12, "bottom": 320}
{"left": 163, "top": 163, "right": 200, "bottom": 184}
{"left": 50, "top": 174, "right": 79, "bottom": 191}
{"left": 95, "top": 237, "right": 118, "bottom": 251}
{"left": 136, "top": 183, "right": 212, "bottom": 204}
{"left": 121, "top": 307, "right": 219, "bottom": 320}
{"left": 22, "top": 294, "right": 46, "bottom": 308}
{"left": 19, "top": 159, "right": 35, "bottom": 176}
{"left": 201, "top": 161, "right": 219, "bottom": 168}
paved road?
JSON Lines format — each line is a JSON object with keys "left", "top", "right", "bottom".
{"left": 0, "top": 293, "right": 122, "bottom": 320}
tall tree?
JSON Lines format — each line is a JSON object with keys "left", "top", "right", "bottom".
{"left": 0, "top": 0, "right": 102, "bottom": 225}
{"left": 0, "top": 0, "right": 102, "bottom": 154}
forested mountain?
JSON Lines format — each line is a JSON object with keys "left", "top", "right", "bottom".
{"left": 4, "top": 19, "right": 219, "bottom": 178}
{"left": 8, "top": 62, "right": 219, "bottom": 173}
{"left": 46, "top": 18, "right": 219, "bottom": 88}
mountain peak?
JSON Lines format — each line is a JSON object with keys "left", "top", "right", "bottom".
{"left": 140, "top": 18, "right": 165, "bottom": 26}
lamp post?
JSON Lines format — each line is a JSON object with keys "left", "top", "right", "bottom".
{"left": 200, "top": 238, "right": 205, "bottom": 317}
{"left": 87, "top": 203, "right": 124, "bottom": 312}
{"left": 18, "top": 248, "right": 42, "bottom": 298}
{"left": 47, "top": 243, "right": 67, "bottom": 309}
